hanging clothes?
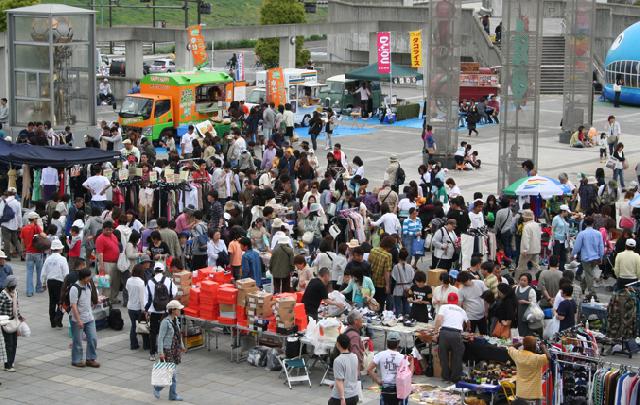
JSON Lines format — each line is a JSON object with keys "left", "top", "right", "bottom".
{"left": 607, "top": 290, "right": 638, "bottom": 339}
{"left": 32, "top": 168, "right": 42, "bottom": 202}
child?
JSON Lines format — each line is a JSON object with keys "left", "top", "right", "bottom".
{"left": 340, "top": 268, "right": 353, "bottom": 302}
{"left": 391, "top": 248, "right": 415, "bottom": 317}
{"left": 454, "top": 141, "right": 467, "bottom": 170}
{"left": 598, "top": 133, "right": 607, "bottom": 163}
{"left": 179, "top": 232, "right": 192, "bottom": 270}
{"left": 554, "top": 285, "right": 577, "bottom": 332}
{"left": 68, "top": 226, "right": 83, "bottom": 270}
{"left": 407, "top": 270, "right": 432, "bottom": 323}
{"left": 50, "top": 211, "right": 64, "bottom": 237}
{"left": 293, "top": 254, "right": 313, "bottom": 292}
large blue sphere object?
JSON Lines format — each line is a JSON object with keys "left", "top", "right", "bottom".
{"left": 604, "top": 21, "right": 640, "bottom": 105}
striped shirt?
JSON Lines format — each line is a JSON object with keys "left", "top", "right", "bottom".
{"left": 402, "top": 218, "right": 422, "bottom": 237}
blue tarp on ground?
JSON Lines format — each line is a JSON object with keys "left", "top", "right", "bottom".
{"left": 0, "top": 139, "right": 121, "bottom": 168}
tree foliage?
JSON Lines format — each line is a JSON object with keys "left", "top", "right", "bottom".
{"left": 0, "top": 0, "right": 40, "bottom": 32}
{"left": 255, "top": 0, "right": 310, "bottom": 68}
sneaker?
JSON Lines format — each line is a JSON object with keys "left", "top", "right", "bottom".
{"left": 169, "top": 396, "right": 183, "bottom": 401}
{"left": 149, "top": 354, "right": 156, "bottom": 362}
{"left": 85, "top": 360, "right": 100, "bottom": 368}
{"left": 4, "top": 367, "right": 15, "bottom": 372}
{"left": 153, "top": 388, "right": 161, "bottom": 399}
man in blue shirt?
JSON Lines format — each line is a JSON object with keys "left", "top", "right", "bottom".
{"left": 0, "top": 250, "right": 13, "bottom": 289}
{"left": 240, "top": 237, "right": 262, "bottom": 286}
{"left": 551, "top": 204, "right": 572, "bottom": 271}
{"left": 571, "top": 216, "right": 604, "bottom": 299}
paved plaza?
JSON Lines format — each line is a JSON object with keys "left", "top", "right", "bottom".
{"left": 2, "top": 95, "right": 639, "bottom": 404}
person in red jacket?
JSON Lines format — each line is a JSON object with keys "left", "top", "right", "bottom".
{"left": 95, "top": 221, "right": 121, "bottom": 303}
{"left": 20, "top": 212, "right": 46, "bottom": 296}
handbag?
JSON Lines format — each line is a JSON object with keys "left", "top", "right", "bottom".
{"left": 396, "top": 357, "right": 413, "bottom": 399}
{"left": 1, "top": 290, "right": 19, "bottom": 333}
{"left": 607, "top": 134, "right": 618, "bottom": 145}
{"left": 412, "top": 237, "right": 425, "bottom": 256}
{"left": 492, "top": 322, "right": 511, "bottom": 338}
{"left": 32, "top": 235, "right": 51, "bottom": 252}
{"left": 605, "top": 157, "right": 616, "bottom": 170}
{"left": 136, "top": 319, "right": 150, "bottom": 334}
{"left": 151, "top": 361, "right": 176, "bottom": 387}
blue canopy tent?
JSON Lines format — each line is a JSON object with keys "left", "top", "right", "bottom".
{"left": 0, "top": 139, "right": 120, "bottom": 168}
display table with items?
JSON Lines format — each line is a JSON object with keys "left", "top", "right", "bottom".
{"left": 462, "top": 334, "right": 511, "bottom": 363}
{"left": 409, "top": 384, "right": 465, "bottom": 405}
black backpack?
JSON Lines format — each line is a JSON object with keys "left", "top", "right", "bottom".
{"left": 0, "top": 202, "right": 15, "bottom": 224}
{"left": 61, "top": 283, "right": 81, "bottom": 313}
{"left": 396, "top": 166, "right": 406, "bottom": 186}
{"left": 152, "top": 276, "right": 171, "bottom": 312}
{"left": 108, "top": 308, "right": 124, "bottom": 330}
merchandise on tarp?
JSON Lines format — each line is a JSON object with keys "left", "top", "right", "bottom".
{"left": 0, "top": 139, "right": 120, "bottom": 168}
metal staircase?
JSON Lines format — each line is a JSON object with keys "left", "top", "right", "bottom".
{"left": 540, "top": 36, "right": 566, "bottom": 95}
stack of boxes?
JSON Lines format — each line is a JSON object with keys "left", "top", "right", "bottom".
{"left": 236, "top": 279, "right": 258, "bottom": 328}
{"left": 294, "top": 303, "right": 308, "bottom": 332}
{"left": 198, "top": 280, "right": 219, "bottom": 320}
{"left": 173, "top": 270, "right": 192, "bottom": 306}
{"left": 274, "top": 296, "right": 297, "bottom": 335}
{"left": 217, "top": 285, "right": 238, "bottom": 325}
{"left": 183, "top": 285, "right": 200, "bottom": 318}
{"left": 246, "top": 291, "right": 273, "bottom": 331}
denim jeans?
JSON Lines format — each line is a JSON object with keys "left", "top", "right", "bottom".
{"left": 90, "top": 200, "right": 106, "bottom": 212}
{"left": 154, "top": 368, "right": 179, "bottom": 400}
{"left": 393, "top": 295, "right": 410, "bottom": 317}
{"left": 2, "top": 330, "right": 17, "bottom": 369}
{"left": 70, "top": 319, "right": 98, "bottom": 364}
{"left": 128, "top": 309, "right": 150, "bottom": 350}
{"left": 25, "top": 253, "right": 44, "bottom": 295}
{"left": 380, "top": 385, "right": 409, "bottom": 405}
{"left": 613, "top": 168, "right": 625, "bottom": 188}
{"left": 499, "top": 230, "right": 513, "bottom": 259}
{"left": 402, "top": 235, "right": 415, "bottom": 258}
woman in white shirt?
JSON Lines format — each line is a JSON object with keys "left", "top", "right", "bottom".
{"left": 207, "top": 230, "right": 228, "bottom": 267}
{"left": 604, "top": 115, "right": 621, "bottom": 155}
{"left": 445, "top": 178, "right": 462, "bottom": 199}
{"left": 397, "top": 190, "right": 417, "bottom": 220}
{"left": 126, "top": 265, "right": 149, "bottom": 350}
{"left": 125, "top": 210, "right": 144, "bottom": 233}
{"left": 432, "top": 271, "right": 459, "bottom": 316}
{"left": 351, "top": 156, "right": 365, "bottom": 178}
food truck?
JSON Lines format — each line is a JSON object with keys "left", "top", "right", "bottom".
{"left": 246, "top": 68, "right": 324, "bottom": 125}
{"left": 458, "top": 62, "right": 500, "bottom": 101}
{"left": 318, "top": 75, "right": 382, "bottom": 113}
{"left": 118, "top": 71, "right": 242, "bottom": 141}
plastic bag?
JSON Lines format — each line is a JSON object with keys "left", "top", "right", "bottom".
{"left": 247, "top": 346, "right": 269, "bottom": 367}
{"left": 544, "top": 318, "right": 560, "bottom": 339}
{"left": 524, "top": 302, "right": 545, "bottom": 323}
{"left": 326, "top": 291, "right": 348, "bottom": 316}
{"left": 265, "top": 348, "right": 283, "bottom": 371}
{"left": 396, "top": 357, "right": 413, "bottom": 399}
{"left": 151, "top": 361, "right": 175, "bottom": 387}
{"left": 412, "top": 237, "right": 425, "bottom": 256}
{"left": 18, "top": 321, "right": 31, "bottom": 337}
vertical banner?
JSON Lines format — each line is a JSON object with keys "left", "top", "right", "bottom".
{"left": 235, "top": 52, "right": 245, "bottom": 81}
{"left": 410, "top": 30, "right": 423, "bottom": 68}
{"left": 377, "top": 32, "right": 391, "bottom": 74}
{"left": 186, "top": 24, "right": 208, "bottom": 68}
{"left": 266, "top": 67, "right": 286, "bottom": 107}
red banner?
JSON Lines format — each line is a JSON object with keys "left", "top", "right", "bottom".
{"left": 187, "top": 24, "right": 208, "bottom": 68}
{"left": 266, "top": 67, "right": 286, "bottom": 107}
{"left": 377, "top": 32, "right": 391, "bottom": 74}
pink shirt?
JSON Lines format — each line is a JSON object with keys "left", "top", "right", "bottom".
{"left": 175, "top": 213, "right": 190, "bottom": 234}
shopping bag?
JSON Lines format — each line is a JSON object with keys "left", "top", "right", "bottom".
{"left": 18, "top": 321, "right": 31, "bottom": 337}
{"left": 543, "top": 318, "right": 560, "bottom": 339}
{"left": 395, "top": 357, "right": 413, "bottom": 399}
{"left": 605, "top": 158, "right": 616, "bottom": 170}
{"left": 151, "top": 361, "right": 175, "bottom": 387}
{"left": 412, "top": 237, "right": 425, "bottom": 256}
{"left": 136, "top": 320, "right": 150, "bottom": 334}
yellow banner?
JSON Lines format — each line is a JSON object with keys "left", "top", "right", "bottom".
{"left": 410, "top": 30, "right": 422, "bottom": 68}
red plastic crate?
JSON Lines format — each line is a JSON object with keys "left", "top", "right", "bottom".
{"left": 199, "top": 309, "right": 217, "bottom": 320}
{"left": 218, "top": 316, "right": 236, "bottom": 325}
{"left": 294, "top": 303, "right": 306, "bottom": 320}
{"left": 236, "top": 306, "right": 247, "bottom": 322}
{"left": 237, "top": 319, "right": 248, "bottom": 328}
{"left": 295, "top": 317, "right": 308, "bottom": 332}
{"left": 197, "top": 267, "right": 216, "bottom": 282}
{"left": 184, "top": 307, "right": 199, "bottom": 318}
{"left": 217, "top": 286, "right": 238, "bottom": 305}
{"left": 200, "top": 280, "right": 219, "bottom": 293}
{"left": 295, "top": 291, "right": 304, "bottom": 303}
{"left": 266, "top": 315, "right": 276, "bottom": 332}
{"left": 189, "top": 287, "right": 201, "bottom": 307}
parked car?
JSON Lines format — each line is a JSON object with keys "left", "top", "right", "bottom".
{"left": 149, "top": 58, "right": 176, "bottom": 73}
{"left": 108, "top": 60, "right": 151, "bottom": 77}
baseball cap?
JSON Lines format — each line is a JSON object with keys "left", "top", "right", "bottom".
{"left": 154, "top": 261, "right": 165, "bottom": 273}
{"left": 447, "top": 292, "right": 459, "bottom": 305}
{"left": 626, "top": 239, "right": 636, "bottom": 248}
{"left": 559, "top": 204, "right": 571, "bottom": 213}
{"left": 387, "top": 331, "right": 401, "bottom": 342}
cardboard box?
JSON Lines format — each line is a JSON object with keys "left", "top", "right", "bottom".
{"left": 247, "top": 291, "right": 273, "bottom": 317}
{"left": 236, "top": 278, "right": 257, "bottom": 289}
{"left": 427, "top": 269, "right": 448, "bottom": 287}
{"left": 184, "top": 333, "right": 203, "bottom": 349}
{"left": 173, "top": 270, "right": 192, "bottom": 286}
{"left": 237, "top": 285, "right": 258, "bottom": 307}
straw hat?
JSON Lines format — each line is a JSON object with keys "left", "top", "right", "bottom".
{"left": 521, "top": 209, "right": 535, "bottom": 221}
{"left": 347, "top": 239, "right": 360, "bottom": 248}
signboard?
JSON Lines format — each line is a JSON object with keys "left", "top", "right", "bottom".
{"left": 195, "top": 120, "right": 215, "bottom": 136}
{"left": 460, "top": 62, "right": 481, "bottom": 73}
{"left": 392, "top": 76, "right": 418, "bottom": 85}
{"left": 235, "top": 52, "right": 244, "bottom": 81}
{"left": 187, "top": 24, "right": 208, "bottom": 68}
{"left": 409, "top": 30, "right": 422, "bottom": 68}
{"left": 459, "top": 74, "right": 499, "bottom": 87}
{"left": 266, "top": 67, "right": 287, "bottom": 107}
{"left": 377, "top": 32, "right": 391, "bottom": 74}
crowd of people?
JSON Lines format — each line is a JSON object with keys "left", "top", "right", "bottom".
{"left": 0, "top": 97, "right": 636, "bottom": 404}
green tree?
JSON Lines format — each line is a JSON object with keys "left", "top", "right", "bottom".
{"left": 0, "top": 0, "right": 40, "bottom": 32}
{"left": 254, "top": 0, "right": 310, "bottom": 68}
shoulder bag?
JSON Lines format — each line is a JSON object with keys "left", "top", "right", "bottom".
{"left": 1, "top": 290, "right": 20, "bottom": 333}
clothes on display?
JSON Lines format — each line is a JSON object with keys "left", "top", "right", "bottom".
{"left": 460, "top": 229, "right": 496, "bottom": 271}
{"left": 607, "top": 288, "right": 639, "bottom": 340}
{"left": 592, "top": 367, "right": 640, "bottom": 405}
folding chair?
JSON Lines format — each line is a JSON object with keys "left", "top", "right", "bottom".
{"left": 500, "top": 380, "right": 517, "bottom": 404}
{"left": 277, "top": 356, "right": 312, "bottom": 389}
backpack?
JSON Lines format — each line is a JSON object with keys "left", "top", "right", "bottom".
{"left": 429, "top": 217, "right": 447, "bottom": 233}
{"left": 151, "top": 276, "right": 172, "bottom": 312}
{"left": 60, "top": 283, "right": 81, "bottom": 313}
{"left": 0, "top": 202, "right": 15, "bottom": 224}
{"left": 395, "top": 166, "right": 406, "bottom": 186}
{"left": 108, "top": 307, "right": 124, "bottom": 330}
{"left": 193, "top": 223, "right": 208, "bottom": 254}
